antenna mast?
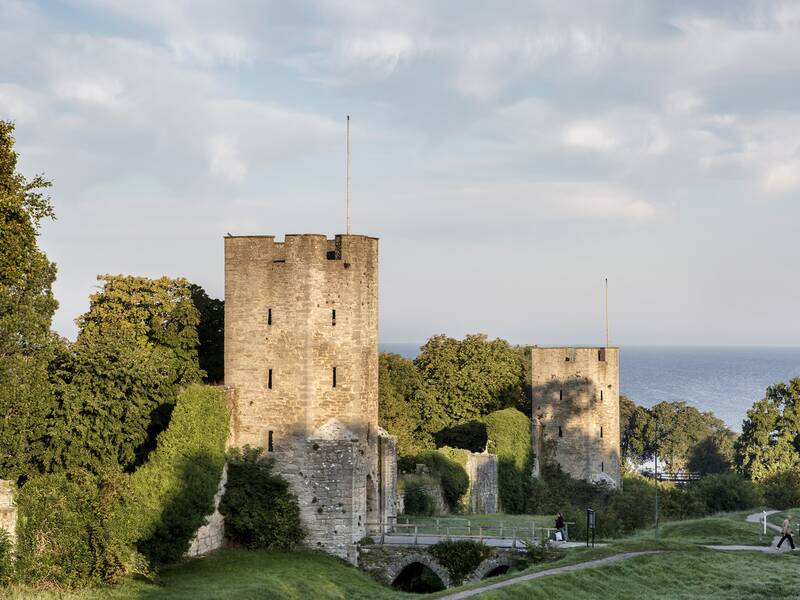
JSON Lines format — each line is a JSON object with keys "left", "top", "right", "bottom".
{"left": 346, "top": 115, "right": 351, "bottom": 235}
{"left": 604, "top": 277, "right": 609, "bottom": 348}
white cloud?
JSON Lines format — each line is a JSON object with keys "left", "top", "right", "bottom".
{"left": 564, "top": 123, "right": 619, "bottom": 151}
{"left": 765, "top": 161, "right": 800, "bottom": 193}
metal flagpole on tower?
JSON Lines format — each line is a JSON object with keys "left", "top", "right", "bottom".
{"left": 346, "top": 115, "right": 351, "bottom": 235}
{"left": 605, "top": 277, "right": 609, "bottom": 348}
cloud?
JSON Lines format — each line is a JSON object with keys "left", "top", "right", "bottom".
{"left": 764, "top": 160, "right": 800, "bottom": 193}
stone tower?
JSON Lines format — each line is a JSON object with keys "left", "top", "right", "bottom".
{"left": 530, "top": 347, "right": 621, "bottom": 488}
{"left": 224, "top": 234, "right": 396, "bottom": 563}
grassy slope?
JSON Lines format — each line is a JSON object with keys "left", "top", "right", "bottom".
{"left": 6, "top": 550, "right": 402, "bottom": 600}
{"left": 768, "top": 509, "right": 800, "bottom": 530}
{"left": 631, "top": 512, "right": 772, "bottom": 546}
{"left": 479, "top": 549, "right": 800, "bottom": 600}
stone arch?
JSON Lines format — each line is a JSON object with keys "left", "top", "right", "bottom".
{"left": 386, "top": 553, "right": 452, "bottom": 589}
{"left": 468, "top": 556, "right": 515, "bottom": 582}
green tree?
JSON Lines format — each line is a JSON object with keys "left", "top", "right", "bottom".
{"left": 378, "top": 352, "right": 432, "bottom": 454}
{"left": 619, "top": 394, "right": 637, "bottom": 469}
{"left": 735, "top": 379, "right": 800, "bottom": 481}
{"left": 189, "top": 284, "right": 224, "bottom": 383}
{"left": 0, "top": 120, "right": 58, "bottom": 480}
{"left": 77, "top": 274, "right": 203, "bottom": 384}
{"left": 45, "top": 328, "right": 177, "bottom": 473}
{"left": 414, "top": 334, "right": 522, "bottom": 433}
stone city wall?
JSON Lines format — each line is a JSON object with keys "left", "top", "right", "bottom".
{"left": 466, "top": 452, "right": 498, "bottom": 514}
{"left": 185, "top": 465, "right": 227, "bottom": 558}
{"left": 0, "top": 479, "right": 15, "bottom": 543}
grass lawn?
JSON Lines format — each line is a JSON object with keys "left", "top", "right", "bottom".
{"left": 5, "top": 550, "right": 403, "bottom": 600}
{"left": 768, "top": 509, "right": 800, "bottom": 530}
{"left": 478, "top": 548, "right": 800, "bottom": 600}
{"left": 630, "top": 512, "right": 772, "bottom": 546}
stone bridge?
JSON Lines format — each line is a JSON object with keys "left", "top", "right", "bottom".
{"left": 358, "top": 544, "right": 519, "bottom": 589}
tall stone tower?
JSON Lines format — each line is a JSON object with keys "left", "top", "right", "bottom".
{"left": 224, "top": 234, "right": 396, "bottom": 562}
{"left": 530, "top": 347, "right": 621, "bottom": 488}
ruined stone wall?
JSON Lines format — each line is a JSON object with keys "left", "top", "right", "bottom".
{"left": 224, "top": 234, "right": 385, "bottom": 562}
{"left": 466, "top": 453, "right": 498, "bottom": 514}
{"left": 185, "top": 465, "right": 227, "bottom": 558}
{"left": 0, "top": 480, "right": 15, "bottom": 542}
{"left": 530, "top": 347, "right": 620, "bottom": 488}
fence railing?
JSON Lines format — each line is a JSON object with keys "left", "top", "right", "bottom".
{"left": 364, "top": 517, "right": 573, "bottom": 547}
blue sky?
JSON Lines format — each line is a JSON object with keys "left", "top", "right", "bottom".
{"left": 2, "top": 1, "right": 800, "bottom": 346}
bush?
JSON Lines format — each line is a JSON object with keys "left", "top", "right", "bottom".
{"left": 403, "top": 450, "right": 469, "bottom": 512}
{"left": 762, "top": 471, "right": 800, "bottom": 510}
{"left": 481, "top": 408, "right": 532, "bottom": 513}
{"left": 427, "top": 540, "right": 493, "bottom": 583}
{"left": 0, "top": 527, "right": 13, "bottom": 585}
{"left": 691, "top": 472, "right": 762, "bottom": 513}
{"left": 122, "top": 384, "right": 229, "bottom": 564}
{"left": 523, "top": 537, "right": 565, "bottom": 563}
{"left": 219, "top": 447, "right": 304, "bottom": 549}
{"left": 401, "top": 473, "right": 439, "bottom": 516}
{"left": 15, "top": 468, "right": 134, "bottom": 588}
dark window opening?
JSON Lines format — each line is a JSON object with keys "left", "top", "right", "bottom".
{"left": 565, "top": 356, "right": 570, "bottom": 362}
{"left": 268, "top": 430, "right": 274, "bottom": 452}
{"left": 268, "top": 369, "right": 273, "bottom": 389}
{"left": 600, "top": 390, "right": 604, "bottom": 401}
{"left": 598, "top": 348, "right": 606, "bottom": 361}
{"left": 267, "top": 308, "right": 272, "bottom": 325}
{"left": 600, "top": 426, "right": 604, "bottom": 438}
{"left": 326, "top": 250, "right": 337, "bottom": 260}
{"left": 332, "top": 367, "right": 337, "bottom": 388}
{"left": 332, "top": 309, "right": 336, "bottom": 326}
{"left": 601, "top": 461, "right": 604, "bottom": 472}
{"left": 272, "top": 259, "right": 286, "bottom": 264}
{"left": 559, "top": 389, "right": 563, "bottom": 401}
{"left": 558, "top": 426, "right": 563, "bottom": 438}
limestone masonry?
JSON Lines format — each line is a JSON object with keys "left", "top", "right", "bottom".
{"left": 224, "top": 234, "right": 397, "bottom": 563}
{"left": 530, "top": 347, "right": 621, "bottom": 488}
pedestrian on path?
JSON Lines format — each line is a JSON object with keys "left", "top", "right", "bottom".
{"left": 555, "top": 512, "right": 567, "bottom": 542}
{"left": 777, "top": 516, "right": 795, "bottom": 550}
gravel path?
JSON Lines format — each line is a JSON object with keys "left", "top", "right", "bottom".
{"left": 703, "top": 510, "right": 790, "bottom": 554}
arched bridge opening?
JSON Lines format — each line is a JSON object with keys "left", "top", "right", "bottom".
{"left": 391, "top": 562, "right": 446, "bottom": 593}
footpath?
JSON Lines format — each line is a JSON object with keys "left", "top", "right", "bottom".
{"left": 437, "top": 509, "right": 790, "bottom": 599}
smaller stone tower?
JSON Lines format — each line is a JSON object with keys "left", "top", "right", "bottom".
{"left": 530, "top": 347, "right": 621, "bottom": 488}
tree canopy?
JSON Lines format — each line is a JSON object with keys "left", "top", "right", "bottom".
{"left": 735, "top": 378, "right": 800, "bottom": 481}
{"left": 189, "top": 284, "right": 224, "bottom": 384}
{"left": 0, "top": 120, "right": 58, "bottom": 480}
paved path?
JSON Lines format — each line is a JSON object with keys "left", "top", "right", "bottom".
{"left": 438, "top": 551, "right": 662, "bottom": 600}
{"left": 437, "top": 509, "right": 791, "bottom": 599}
{"left": 703, "top": 510, "right": 792, "bottom": 554}
{"left": 380, "top": 533, "right": 600, "bottom": 550}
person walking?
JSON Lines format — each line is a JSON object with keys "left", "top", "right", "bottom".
{"left": 555, "top": 512, "right": 567, "bottom": 542}
{"left": 777, "top": 515, "right": 795, "bottom": 550}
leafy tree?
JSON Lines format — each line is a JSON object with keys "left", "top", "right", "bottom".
{"left": 77, "top": 274, "right": 203, "bottom": 384}
{"left": 687, "top": 430, "right": 736, "bottom": 475}
{"left": 626, "top": 401, "right": 734, "bottom": 472}
{"left": 0, "top": 120, "right": 58, "bottom": 480}
{"left": 414, "top": 334, "right": 522, "bottom": 433}
{"left": 45, "top": 328, "right": 177, "bottom": 473}
{"left": 619, "top": 394, "right": 637, "bottom": 472}
{"left": 378, "top": 352, "right": 432, "bottom": 453}
{"left": 735, "top": 379, "right": 800, "bottom": 481}
{"left": 189, "top": 284, "right": 224, "bottom": 383}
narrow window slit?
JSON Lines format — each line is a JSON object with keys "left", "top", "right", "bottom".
{"left": 559, "top": 389, "right": 563, "bottom": 401}
{"left": 268, "top": 308, "right": 272, "bottom": 325}
{"left": 558, "top": 426, "right": 563, "bottom": 438}
{"left": 332, "top": 309, "right": 336, "bottom": 326}
{"left": 600, "top": 426, "right": 604, "bottom": 438}
{"left": 332, "top": 367, "right": 337, "bottom": 388}
{"left": 268, "top": 430, "right": 274, "bottom": 452}
{"left": 268, "top": 368, "right": 273, "bottom": 389}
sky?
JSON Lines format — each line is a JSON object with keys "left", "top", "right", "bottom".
{"left": 2, "top": 0, "right": 799, "bottom": 346}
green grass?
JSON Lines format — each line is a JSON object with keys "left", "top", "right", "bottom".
{"left": 768, "top": 509, "right": 800, "bottom": 530}
{"left": 478, "top": 548, "right": 800, "bottom": 599}
{"left": 630, "top": 512, "right": 772, "bottom": 546}
{"left": 5, "top": 550, "right": 403, "bottom": 600}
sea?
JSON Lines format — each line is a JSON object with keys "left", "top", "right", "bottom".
{"left": 379, "top": 344, "right": 800, "bottom": 433}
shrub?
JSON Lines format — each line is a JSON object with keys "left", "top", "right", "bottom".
{"left": 691, "top": 472, "right": 762, "bottom": 514}
{"left": 0, "top": 527, "right": 13, "bottom": 585}
{"left": 15, "top": 468, "right": 134, "bottom": 588}
{"left": 523, "top": 538, "right": 565, "bottom": 563}
{"left": 402, "top": 450, "right": 469, "bottom": 512}
{"left": 762, "top": 470, "right": 800, "bottom": 510}
{"left": 123, "top": 384, "right": 229, "bottom": 564}
{"left": 219, "top": 447, "right": 304, "bottom": 549}
{"left": 428, "top": 540, "right": 493, "bottom": 583}
{"left": 481, "top": 408, "right": 532, "bottom": 513}
{"left": 401, "top": 473, "right": 439, "bottom": 516}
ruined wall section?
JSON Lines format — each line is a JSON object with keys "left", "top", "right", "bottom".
{"left": 466, "top": 453, "right": 498, "bottom": 514}
{"left": 224, "top": 234, "right": 381, "bottom": 562}
{"left": 0, "top": 480, "right": 15, "bottom": 543}
{"left": 530, "top": 347, "right": 620, "bottom": 488}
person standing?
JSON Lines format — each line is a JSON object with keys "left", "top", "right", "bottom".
{"left": 777, "top": 515, "right": 795, "bottom": 550}
{"left": 555, "top": 512, "right": 567, "bottom": 542}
